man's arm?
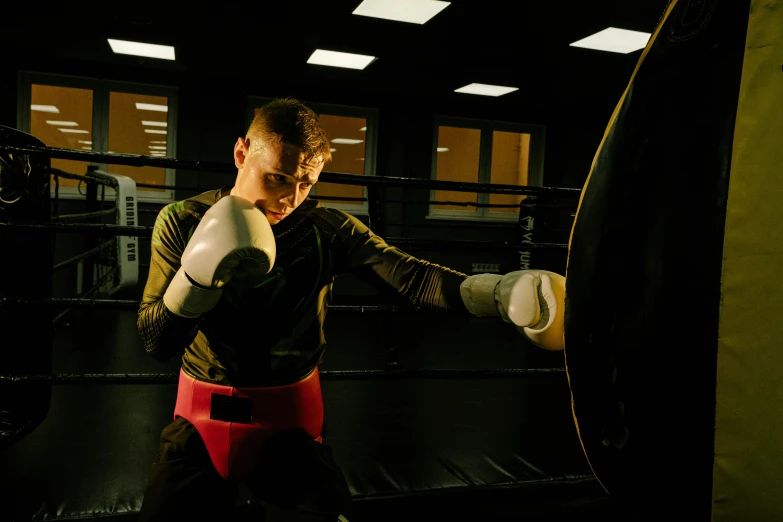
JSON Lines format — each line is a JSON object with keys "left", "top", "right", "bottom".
{"left": 137, "top": 204, "right": 202, "bottom": 362}
{"left": 327, "top": 209, "right": 470, "bottom": 314}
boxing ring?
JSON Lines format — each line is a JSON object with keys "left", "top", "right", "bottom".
{"left": 2, "top": 1, "right": 782, "bottom": 519}
{"left": 0, "top": 131, "right": 607, "bottom": 521}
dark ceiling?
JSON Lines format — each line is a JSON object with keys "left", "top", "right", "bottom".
{"left": 3, "top": 1, "right": 670, "bottom": 106}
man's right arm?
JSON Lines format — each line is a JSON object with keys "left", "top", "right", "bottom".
{"left": 137, "top": 204, "right": 202, "bottom": 362}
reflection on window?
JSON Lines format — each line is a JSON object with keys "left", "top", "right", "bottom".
{"left": 30, "top": 84, "right": 93, "bottom": 189}
{"left": 316, "top": 114, "right": 366, "bottom": 206}
{"left": 108, "top": 92, "right": 169, "bottom": 193}
{"left": 433, "top": 126, "right": 480, "bottom": 211}
{"left": 489, "top": 131, "right": 530, "bottom": 214}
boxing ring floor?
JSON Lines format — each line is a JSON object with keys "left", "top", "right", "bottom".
{"left": 2, "top": 283, "right": 621, "bottom": 520}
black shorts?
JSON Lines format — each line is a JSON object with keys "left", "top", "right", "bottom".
{"left": 138, "top": 417, "right": 356, "bottom": 521}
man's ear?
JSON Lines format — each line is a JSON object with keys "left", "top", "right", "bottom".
{"left": 234, "top": 137, "right": 249, "bottom": 169}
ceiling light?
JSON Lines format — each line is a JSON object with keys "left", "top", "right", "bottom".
{"left": 31, "top": 105, "right": 59, "bottom": 113}
{"left": 46, "top": 120, "right": 79, "bottom": 126}
{"left": 78, "top": 140, "right": 92, "bottom": 145}
{"left": 108, "top": 39, "right": 176, "bottom": 60}
{"left": 59, "top": 129, "right": 90, "bottom": 134}
{"left": 149, "top": 146, "right": 167, "bottom": 150}
{"left": 359, "top": 127, "right": 367, "bottom": 131}
{"left": 331, "top": 138, "right": 364, "bottom": 144}
{"left": 353, "top": 0, "right": 450, "bottom": 24}
{"left": 149, "top": 140, "right": 167, "bottom": 144}
{"left": 81, "top": 147, "right": 92, "bottom": 150}
{"left": 357, "top": 158, "right": 365, "bottom": 161}
{"left": 136, "top": 103, "right": 168, "bottom": 112}
{"left": 142, "top": 121, "right": 167, "bottom": 127}
{"left": 437, "top": 147, "right": 449, "bottom": 152}
{"left": 454, "top": 83, "right": 519, "bottom": 97}
{"left": 145, "top": 129, "right": 167, "bottom": 134}
{"left": 307, "top": 49, "right": 377, "bottom": 70}
{"left": 330, "top": 148, "right": 337, "bottom": 152}
{"left": 569, "top": 27, "right": 651, "bottom": 54}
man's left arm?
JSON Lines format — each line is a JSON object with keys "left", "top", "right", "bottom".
{"left": 330, "top": 209, "right": 565, "bottom": 350}
{"left": 328, "top": 210, "right": 469, "bottom": 314}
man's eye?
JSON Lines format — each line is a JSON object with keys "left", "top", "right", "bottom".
{"left": 300, "top": 183, "right": 312, "bottom": 189}
{"left": 271, "top": 174, "right": 287, "bottom": 183}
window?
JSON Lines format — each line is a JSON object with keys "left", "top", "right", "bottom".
{"left": 429, "top": 117, "right": 544, "bottom": 221}
{"left": 248, "top": 98, "right": 377, "bottom": 215}
{"left": 18, "top": 72, "right": 178, "bottom": 202}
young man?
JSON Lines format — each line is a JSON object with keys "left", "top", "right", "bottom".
{"left": 136, "top": 98, "right": 564, "bottom": 521}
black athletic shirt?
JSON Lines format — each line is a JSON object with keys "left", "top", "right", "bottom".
{"left": 137, "top": 188, "right": 469, "bottom": 386}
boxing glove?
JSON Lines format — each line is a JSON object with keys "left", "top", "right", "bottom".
{"left": 163, "top": 195, "right": 276, "bottom": 318}
{"left": 460, "top": 270, "right": 565, "bottom": 351}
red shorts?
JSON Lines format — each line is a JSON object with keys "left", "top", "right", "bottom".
{"left": 173, "top": 367, "right": 324, "bottom": 482}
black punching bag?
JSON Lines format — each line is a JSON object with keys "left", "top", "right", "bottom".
{"left": 0, "top": 125, "right": 53, "bottom": 450}
{"left": 563, "top": 0, "right": 755, "bottom": 519}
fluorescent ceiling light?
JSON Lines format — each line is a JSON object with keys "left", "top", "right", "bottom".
{"left": 148, "top": 146, "right": 167, "bottom": 150}
{"left": 59, "top": 129, "right": 90, "bottom": 134}
{"left": 353, "top": 0, "right": 450, "bottom": 24}
{"left": 136, "top": 102, "right": 168, "bottom": 112}
{"left": 145, "top": 129, "right": 167, "bottom": 134}
{"left": 31, "top": 104, "right": 59, "bottom": 113}
{"left": 108, "top": 38, "right": 176, "bottom": 60}
{"left": 149, "top": 140, "right": 166, "bottom": 144}
{"left": 331, "top": 138, "right": 364, "bottom": 144}
{"left": 454, "top": 83, "right": 519, "bottom": 97}
{"left": 307, "top": 49, "right": 377, "bottom": 70}
{"left": 46, "top": 120, "right": 79, "bottom": 126}
{"left": 357, "top": 158, "right": 365, "bottom": 161}
{"left": 78, "top": 140, "right": 92, "bottom": 145}
{"left": 569, "top": 27, "right": 651, "bottom": 54}
{"left": 359, "top": 127, "right": 367, "bottom": 131}
{"left": 437, "top": 147, "right": 449, "bottom": 152}
{"left": 142, "top": 120, "right": 167, "bottom": 127}
{"left": 81, "top": 146, "right": 92, "bottom": 150}
{"left": 330, "top": 148, "right": 337, "bottom": 152}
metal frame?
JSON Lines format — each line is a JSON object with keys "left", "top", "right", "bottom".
{"left": 246, "top": 96, "right": 378, "bottom": 216}
{"left": 428, "top": 115, "right": 546, "bottom": 222}
{"left": 17, "top": 71, "right": 178, "bottom": 203}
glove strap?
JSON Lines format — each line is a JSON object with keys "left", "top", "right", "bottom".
{"left": 163, "top": 267, "right": 223, "bottom": 318}
{"left": 460, "top": 274, "right": 502, "bottom": 317}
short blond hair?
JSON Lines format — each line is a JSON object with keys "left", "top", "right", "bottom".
{"left": 246, "top": 98, "right": 332, "bottom": 164}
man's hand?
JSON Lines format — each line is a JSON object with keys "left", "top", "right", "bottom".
{"left": 163, "top": 196, "right": 276, "bottom": 318}
{"left": 460, "top": 270, "right": 565, "bottom": 351}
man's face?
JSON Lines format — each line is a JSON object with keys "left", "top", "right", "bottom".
{"left": 231, "top": 137, "right": 324, "bottom": 224}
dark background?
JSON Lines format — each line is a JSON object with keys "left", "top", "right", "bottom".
{"left": 0, "top": 1, "right": 670, "bottom": 520}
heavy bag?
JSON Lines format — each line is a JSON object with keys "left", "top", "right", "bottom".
{"left": 563, "top": 0, "right": 761, "bottom": 519}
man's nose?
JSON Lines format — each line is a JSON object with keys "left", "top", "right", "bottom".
{"left": 280, "top": 186, "right": 301, "bottom": 208}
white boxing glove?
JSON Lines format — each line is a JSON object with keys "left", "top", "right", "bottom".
{"left": 163, "top": 195, "right": 276, "bottom": 318}
{"left": 460, "top": 270, "right": 565, "bottom": 351}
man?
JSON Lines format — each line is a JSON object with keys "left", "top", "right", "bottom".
{"left": 137, "top": 98, "right": 564, "bottom": 521}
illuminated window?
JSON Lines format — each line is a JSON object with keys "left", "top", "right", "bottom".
{"left": 20, "top": 73, "right": 177, "bottom": 202}
{"left": 429, "top": 118, "right": 544, "bottom": 221}
{"left": 29, "top": 84, "right": 93, "bottom": 190}
{"left": 249, "top": 99, "right": 376, "bottom": 215}
{"left": 108, "top": 92, "right": 169, "bottom": 194}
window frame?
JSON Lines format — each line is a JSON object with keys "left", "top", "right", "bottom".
{"left": 428, "top": 115, "right": 545, "bottom": 222}
{"left": 18, "top": 71, "right": 178, "bottom": 203}
{"left": 246, "top": 96, "right": 378, "bottom": 216}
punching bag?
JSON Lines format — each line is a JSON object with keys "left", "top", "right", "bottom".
{"left": 0, "top": 126, "right": 53, "bottom": 450}
{"left": 563, "top": 0, "right": 783, "bottom": 519}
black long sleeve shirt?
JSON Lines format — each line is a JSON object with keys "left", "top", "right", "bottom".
{"left": 138, "top": 188, "right": 469, "bottom": 386}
